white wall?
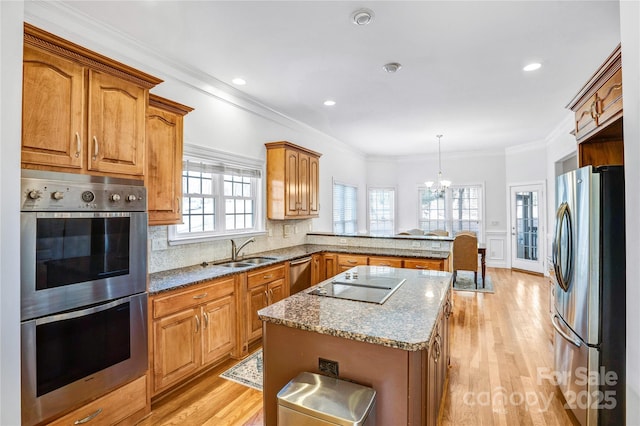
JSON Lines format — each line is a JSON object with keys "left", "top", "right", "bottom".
{"left": 0, "top": 2, "right": 23, "bottom": 423}
{"left": 620, "top": 1, "right": 640, "bottom": 423}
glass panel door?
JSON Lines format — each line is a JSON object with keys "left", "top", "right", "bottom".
{"left": 510, "top": 184, "right": 545, "bottom": 273}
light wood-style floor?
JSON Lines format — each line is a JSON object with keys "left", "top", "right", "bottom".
{"left": 139, "top": 268, "right": 578, "bottom": 425}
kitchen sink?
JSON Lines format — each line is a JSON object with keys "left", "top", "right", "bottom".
{"left": 242, "top": 256, "right": 277, "bottom": 265}
{"left": 216, "top": 261, "right": 253, "bottom": 268}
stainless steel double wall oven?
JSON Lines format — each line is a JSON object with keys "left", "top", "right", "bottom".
{"left": 20, "top": 170, "right": 148, "bottom": 426}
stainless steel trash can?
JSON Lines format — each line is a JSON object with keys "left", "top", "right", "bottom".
{"left": 277, "top": 372, "right": 376, "bottom": 426}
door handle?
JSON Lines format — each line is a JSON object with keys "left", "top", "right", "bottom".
{"left": 92, "top": 136, "right": 99, "bottom": 161}
{"left": 74, "top": 132, "right": 81, "bottom": 158}
{"left": 195, "top": 314, "right": 200, "bottom": 333}
{"left": 203, "top": 311, "right": 209, "bottom": 329}
{"left": 551, "top": 314, "right": 581, "bottom": 348}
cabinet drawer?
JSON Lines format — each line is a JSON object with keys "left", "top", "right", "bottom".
{"left": 337, "top": 254, "right": 368, "bottom": 267}
{"left": 404, "top": 258, "right": 444, "bottom": 271}
{"left": 153, "top": 277, "right": 235, "bottom": 319}
{"left": 596, "top": 68, "right": 623, "bottom": 126}
{"left": 368, "top": 256, "right": 403, "bottom": 267}
{"left": 247, "top": 264, "right": 286, "bottom": 289}
{"left": 48, "top": 375, "right": 146, "bottom": 426}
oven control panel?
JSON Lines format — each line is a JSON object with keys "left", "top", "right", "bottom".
{"left": 21, "top": 171, "right": 147, "bottom": 212}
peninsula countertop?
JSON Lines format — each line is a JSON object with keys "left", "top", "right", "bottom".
{"left": 258, "top": 266, "right": 452, "bottom": 351}
{"left": 148, "top": 244, "right": 450, "bottom": 294}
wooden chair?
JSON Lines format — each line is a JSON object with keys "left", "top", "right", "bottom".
{"left": 453, "top": 233, "right": 479, "bottom": 288}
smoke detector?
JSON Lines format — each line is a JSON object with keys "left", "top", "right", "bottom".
{"left": 383, "top": 62, "right": 402, "bottom": 73}
{"left": 351, "top": 8, "right": 375, "bottom": 26}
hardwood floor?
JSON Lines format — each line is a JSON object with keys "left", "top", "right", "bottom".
{"left": 139, "top": 268, "right": 578, "bottom": 425}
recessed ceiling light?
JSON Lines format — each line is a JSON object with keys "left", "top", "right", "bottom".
{"left": 383, "top": 62, "right": 402, "bottom": 73}
{"left": 523, "top": 63, "right": 542, "bottom": 72}
{"left": 323, "top": 100, "right": 336, "bottom": 106}
{"left": 232, "top": 77, "right": 246, "bottom": 85}
{"left": 351, "top": 8, "right": 375, "bottom": 25}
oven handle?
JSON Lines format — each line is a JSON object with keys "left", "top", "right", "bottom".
{"left": 551, "top": 313, "right": 582, "bottom": 348}
{"left": 35, "top": 211, "right": 133, "bottom": 219}
{"left": 34, "top": 295, "right": 136, "bottom": 325}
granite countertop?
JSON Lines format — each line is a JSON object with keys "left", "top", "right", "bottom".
{"left": 309, "top": 231, "right": 454, "bottom": 242}
{"left": 148, "top": 244, "right": 451, "bottom": 294}
{"left": 258, "top": 266, "right": 452, "bottom": 351}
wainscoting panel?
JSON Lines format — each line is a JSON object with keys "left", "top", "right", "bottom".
{"left": 485, "top": 230, "right": 507, "bottom": 268}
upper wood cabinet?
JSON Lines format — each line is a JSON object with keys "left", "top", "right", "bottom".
{"left": 567, "top": 44, "right": 623, "bottom": 167}
{"left": 21, "top": 23, "right": 162, "bottom": 178}
{"left": 146, "top": 95, "right": 193, "bottom": 225}
{"left": 265, "top": 141, "right": 322, "bottom": 219}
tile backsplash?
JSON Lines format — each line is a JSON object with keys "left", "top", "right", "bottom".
{"left": 148, "top": 219, "right": 310, "bottom": 273}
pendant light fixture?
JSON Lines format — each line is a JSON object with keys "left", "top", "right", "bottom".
{"left": 425, "top": 134, "right": 451, "bottom": 195}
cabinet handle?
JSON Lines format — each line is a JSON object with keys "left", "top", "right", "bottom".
{"left": 269, "top": 288, "right": 274, "bottom": 302}
{"left": 195, "top": 314, "right": 200, "bottom": 333}
{"left": 264, "top": 290, "right": 269, "bottom": 305}
{"left": 415, "top": 265, "right": 426, "bottom": 269}
{"left": 74, "top": 132, "right": 81, "bottom": 158}
{"left": 176, "top": 197, "right": 181, "bottom": 213}
{"left": 192, "top": 293, "right": 208, "bottom": 300}
{"left": 263, "top": 274, "right": 273, "bottom": 279}
{"left": 74, "top": 408, "right": 102, "bottom": 424}
{"left": 92, "top": 136, "right": 99, "bottom": 161}
{"left": 347, "top": 260, "right": 358, "bottom": 264}
{"left": 203, "top": 311, "right": 209, "bottom": 329}
{"left": 379, "top": 263, "right": 390, "bottom": 267}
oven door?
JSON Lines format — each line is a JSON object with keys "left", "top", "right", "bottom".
{"left": 21, "top": 211, "right": 147, "bottom": 320}
{"left": 21, "top": 293, "right": 148, "bottom": 426}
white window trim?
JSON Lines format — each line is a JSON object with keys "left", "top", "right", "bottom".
{"left": 168, "top": 144, "right": 266, "bottom": 245}
{"left": 367, "top": 185, "right": 397, "bottom": 235}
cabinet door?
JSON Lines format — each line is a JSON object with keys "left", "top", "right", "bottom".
{"left": 153, "top": 307, "right": 200, "bottom": 393}
{"left": 311, "top": 254, "right": 322, "bottom": 285}
{"left": 297, "top": 152, "right": 310, "bottom": 216}
{"left": 337, "top": 254, "right": 368, "bottom": 272}
{"left": 309, "top": 155, "right": 320, "bottom": 215}
{"left": 323, "top": 253, "right": 337, "bottom": 279}
{"left": 201, "top": 295, "right": 236, "bottom": 365}
{"left": 88, "top": 70, "right": 146, "bottom": 176}
{"left": 596, "top": 68, "right": 623, "bottom": 127}
{"left": 268, "top": 279, "right": 287, "bottom": 304}
{"left": 22, "top": 46, "right": 84, "bottom": 170}
{"left": 284, "top": 148, "right": 299, "bottom": 216}
{"left": 247, "top": 284, "right": 268, "bottom": 341}
{"left": 146, "top": 105, "right": 183, "bottom": 225}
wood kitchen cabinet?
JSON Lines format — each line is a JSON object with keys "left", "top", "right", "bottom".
{"left": 567, "top": 44, "right": 624, "bottom": 167}
{"left": 336, "top": 254, "right": 369, "bottom": 272}
{"left": 265, "top": 141, "right": 322, "bottom": 219}
{"left": 404, "top": 257, "right": 447, "bottom": 271}
{"left": 368, "top": 256, "right": 404, "bottom": 267}
{"left": 311, "top": 253, "right": 322, "bottom": 285}
{"left": 323, "top": 253, "right": 338, "bottom": 280}
{"left": 151, "top": 276, "right": 237, "bottom": 395}
{"left": 146, "top": 95, "right": 193, "bottom": 225}
{"left": 246, "top": 264, "right": 287, "bottom": 342}
{"left": 22, "top": 23, "right": 162, "bottom": 178}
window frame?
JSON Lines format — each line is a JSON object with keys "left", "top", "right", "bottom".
{"left": 417, "top": 183, "right": 485, "bottom": 240}
{"left": 367, "top": 186, "right": 397, "bottom": 236}
{"left": 168, "top": 145, "right": 265, "bottom": 245}
{"left": 332, "top": 179, "right": 358, "bottom": 235}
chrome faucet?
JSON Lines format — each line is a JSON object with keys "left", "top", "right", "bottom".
{"left": 231, "top": 237, "right": 255, "bottom": 261}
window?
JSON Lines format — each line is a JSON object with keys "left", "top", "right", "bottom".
{"left": 368, "top": 187, "right": 396, "bottom": 235}
{"left": 333, "top": 181, "right": 357, "bottom": 234}
{"left": 170, "top": 147, "right": 263, "bottom": 243}
{"left": 418, "top": 185, "right": 483, "bottom": 237}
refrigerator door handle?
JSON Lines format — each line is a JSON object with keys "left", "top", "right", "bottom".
{"left": 551, "top": 313, "right": 582, "bottom": 348}
{"left": 553, "top": 202, "right": 573, "bottom": 292}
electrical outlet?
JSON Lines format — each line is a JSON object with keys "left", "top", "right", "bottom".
{"left": 268, "top": 228, "right": 273, "bottom": 237}
{"left": 319, "top": 358, "right": 339, "bottom": 378}
{"left": 283, "top": 224, "right": 292, "bottom": 237}
{"left": 432, "top": 242, "right": 441, "bottom": 249}
{"left": 338, "top": 238, "right": 347, "bottom": 245}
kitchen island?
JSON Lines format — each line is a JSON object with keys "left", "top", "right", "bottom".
{"left": 258, "top": 266, "right": 453, "bottom": 425}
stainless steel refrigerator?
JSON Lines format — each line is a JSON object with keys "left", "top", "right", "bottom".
{"left": 552, "top": 165, "right": 625, "bottom": 425}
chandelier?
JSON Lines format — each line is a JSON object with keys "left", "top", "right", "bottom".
{"left": 425, "top": 134, "right": 451, "bottom": 196}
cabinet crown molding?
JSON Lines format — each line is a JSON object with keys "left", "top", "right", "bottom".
{"left": 265, "top": 141, "right": 322, "bottom": 158}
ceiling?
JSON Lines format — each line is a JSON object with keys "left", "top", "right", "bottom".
{"left": 60, "top": 1, "right": 621, "bottom": 156}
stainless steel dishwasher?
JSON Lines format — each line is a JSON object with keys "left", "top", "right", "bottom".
{"left": 289, "top": 256, "right": 312, "bottom": 295}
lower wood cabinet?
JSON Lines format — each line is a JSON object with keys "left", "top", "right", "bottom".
{"left": 404, "top": 257, "right": 447, "bottom": 271}
{"left": 151, "top": 276, "right": 237, "bottom": 395}
{"left": 47, "top": 375, "right": 147, "bottom": 426}
{"left": 336, "top": 254, "right": 368, "bottom": 272}
{"left": 311, "top": 253, "right": 322, "bottom": 285}
{"left": 246, "top": 264, "right": 287, "bottom": 342}
{"left": 425, "top": 287, "right": 452, "bottom": 426}
{"left": 368, "top": 256, "right": 403, "bottom": 267}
